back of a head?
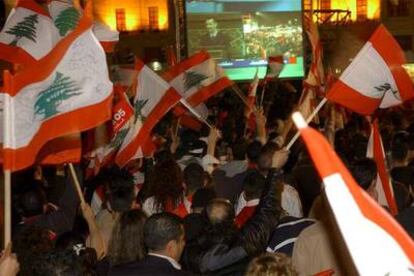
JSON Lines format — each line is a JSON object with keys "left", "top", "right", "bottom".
{"left": 184, "top": 163, "right": 205, "bottom": 194}
{"left": 144, "top": 213, "right": 183, "bottom": 252}
{"left": 18, "top": 187, "right": 46, "bottom": 218}
{"left": 350, "top": 158, "right": 377, "bottom": 191}
{"left": 232, "top": 138, "right": 248, "bottom": 161}
{"left": 104, "top": 167, "right": 135, "bottom": 212}
{"left": 192, "top": 188, "right": 216, "bottom": 211}
{"left": 36, "top": 249, "right": 85, "bottom": 276}
{"left": 109, "top": 209, "right": 147, "bottom": 265}
{"left": 247, "top": 141, "right": 263, "bottom": 164}
{"left": 246, "top": 252, "right": 297, "bottom": 276}
{"left": 205, "top": 198, "right": 234, "bottom": 225}
{"left": 243, "top": 171, "right": 266, "bottom": 201}
{"left": 392, "top": 140, "right": 409, "bottom": 163}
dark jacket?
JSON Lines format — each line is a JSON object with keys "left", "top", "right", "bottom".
{"left": 109, "top": 255, "right": 192, "bottom": 276}
{"left": 182, "top": 172, "right": 281, "bottom": 275}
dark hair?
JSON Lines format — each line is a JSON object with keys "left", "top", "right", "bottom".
{"left": 391, "top": 141, "right": 409, "bottom": 162}
{"left": 103, "top": 167, "right": 135, "bottom": 212}
{"left": 17, "top": 184, "right": 47, "bottom": 218}
{"left": 149, "top": 159, "right": 184, "bottom": 211}
{"left": 350, "top": 158, "right": 377, "bottom": 190}
{"left": 205, "top": 198, "right": 235, "bottom": 225}
{"left": 192, "top": 188, "right": 216, "bottom": 209}
{"left": 55, "top": 231, "right": 85, "bottom": 251}
{"left": 184, "top": 163, "right": 205, "bottom": 195}
{"left": 247, "top": 141, "right": 263, "bottom": 164}
{"left": 108, "top": 210, "right": 147, "bottom": 266}
{"left": 246, "top": 252, "right": 297, "bottom": 276}
{"left": 243, "top": 171, "right": 266, "bottom": 201}
{"left": 144, "top": 213, "right": 183, "bottom": 251}
{"left": 232, "top": 138, "right": 248, "bottom": 160}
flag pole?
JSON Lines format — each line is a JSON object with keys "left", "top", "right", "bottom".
{"left": 259, "top": 80, "right": 267, "bottom": 107}
{"left": 3, "top": 70, "right": 12, "bottom": 248}
{"left": 286, "top": 97, "right": 327, "bottom": 150}
{"left": 179, "top": 99, "right": 214, "bottom": 129}
{"left": 68, "top": 163, "right": 85, "bottom": 204}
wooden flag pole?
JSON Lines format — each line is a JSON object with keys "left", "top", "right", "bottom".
{"left": 259, "top": 81, "right": 267, "bottom": 107}
{"left": 68, "top": 163, "right": 85, "bottom": 205}
{"left": 285, "top": 98, "right": 328, "bottom": 150}
{"left": 3, "top": 171, "right": 11, "bottom": 248}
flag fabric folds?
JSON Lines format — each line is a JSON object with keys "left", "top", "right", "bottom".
{"left": 163, "top": 51, "right": 232, "bottom": 108}
{"left": 367, "top": 119, "right": 398, "bottom": 215}
{"left": 0, "top": 0, "right": 59, "bottom": 65}
{"left": 326, "top": 25, "right": 414, "bottom": 115}
{"left": 93, "top": 21, "right": 119, "bottom": 53}
{"left": 304, "top": 15, "right": 324, "bottom": 88}
{"left": 116, "top": 60, "right": 181, "bottom": 167}
{"left": 293, "top": 112, "right": 414, "bottom": 275}
{"left": 2, "top": 15, "right": 113, "bottom": 172}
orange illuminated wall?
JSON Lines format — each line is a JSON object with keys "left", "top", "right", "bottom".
{"left": 94, "top": 0, "right": 169, "bottom": 31}
{"left": 311, "top": 0, "right": 380, "bottom": 21}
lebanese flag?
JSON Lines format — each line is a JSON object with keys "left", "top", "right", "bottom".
{"left": 0, "top": 0, "right": 60, "bottom": 65}
{"left": 116, "top": 60, "right": 181, "bottom": 167}
{"left": 265, "top": 55, "right": 284, "bottom": 80}
{"left": 112, "top": 65, "right": 137, "bottom": 89}
{"left": 37, "top": 134, "right": 81, "bottom": 165}
{"left": 2, "top": 15, "right": 113, "bottom": 172}
{"left": 163, "top": 51, "right": 232, "bottom": 108}
{"left": 367, "top": 119, "right": 398, "bottom": 215}
{"left": 326, "top": 25, "right": 414, "bottom": 115}
{"left": 93, "top": 21, "right": 119, "bottom": 53}
{"left": 293, "top": 112, "right": 414, "bottom": 275}
{"left": 48, "top": 0, "right": 81, "bottom": 38}
{"left": 304, "top": 14, "right": 324, "bottom": 88}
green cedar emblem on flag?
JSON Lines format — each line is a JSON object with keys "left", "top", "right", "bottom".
{"left": 374, "top": 82, "right": 399, "bottom": 98}
{"left": 6, "top": 14, "right": 39, "bottom": 46}
{"left": 54, "top": 7, "right": 81, "bottom": 37}
{"left": 184, "top": 71, "right": 209, "bottom": 91}
{"left": 134, "top": 99, "right": 148, "bottom": 123}
{"left": 110, "top": 128, "right": 129, "bottom": 149}
{"left": 34, "top": 72, "right": 81, "bottom": 120}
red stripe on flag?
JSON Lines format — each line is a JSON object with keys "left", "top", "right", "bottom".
{"left": 0, "top": 44, "right": 37, "bottom": 66}
{"left": 3, "top": 94, "right": 113, "bottom": 171}
{"left": 299, "top": 126, "right": 414, "bottom": 262}
{"left": 185, "top": 77, "right": 232, "bottom": 107}
{"left": 11, "top": 15, "right": 92, "bottom": 95}
{"left": 116, "top": 88, "right": 181, "bottom": 167}
{"left": 100, "top": 41, "right": 117, "bottom": 53}
{"left": 37, "top": 134, "right": 81, "bottom": 165}
{"left": 326, "top": 80, "right": 381, "bottom": 115}
{"left": 372, "top": 120, "right": 398, "bottom": 215}
{"left": 369, "top": 25, "right": 414, "bottom": 102}
{"left": 163, "top": 51, "right": 210, "bottom": 82}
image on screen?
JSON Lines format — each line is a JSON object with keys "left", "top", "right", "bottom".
{"left": 186, "top": 0, "right": 304, "bottom": 80}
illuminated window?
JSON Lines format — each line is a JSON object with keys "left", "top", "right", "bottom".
{"left": 148, "top": 7, "right": 159, "bottom": 30}
{"left": 304, "top": 0, "right": 312, "bottom": 11}
{"left": 356, "top": 0, "right": 367, "bottom": 21}
{"left": 115, "top": 8, "right": 126, "bottom": 31}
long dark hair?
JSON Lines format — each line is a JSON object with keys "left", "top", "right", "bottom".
{"left": 108, "top": 210, "right": 147, "bottom": 266}
{"left": 148, "top": 159, "right": 184, "bottom": 211}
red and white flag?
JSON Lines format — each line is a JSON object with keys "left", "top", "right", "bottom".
{"left": 93, "top": 21, "right": 119, "bottom": 53}
{"left": 304, "top": 14, "right": 324, "bottom": 88}
{"left": 111, "top": 65, "right": 137, "bottom": 89}
{"left": 48, "top": 0, "right": 81, "bottom": 38}
{"left": 2, "top": 15, "right": 113, "bottom": 172}
{"left": 265, "top": 55, "right": 284, "bottom": 80}
{"left": 0, "top": 0, "right": 59, "bottom": 65}
{"left": 245, "top": 69, "right": 259, "bottom": 118}
{"left": 327, "top": 25, "right": 414, "bottom": 115}
{"left": 367, "top": 119, "right": 398, "bottom": 215}
{"left": 116, "top": 60, "right": 181, "bottom": 167}
{"left": 163, "top": 51, "right": 232, "bottom": 108}
{"left": 293, "top": 112, "right": 414, "bottom": 275}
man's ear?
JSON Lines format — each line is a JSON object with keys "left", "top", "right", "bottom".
{"left": 165, "top": 239, "right": 176, "bottom": 255}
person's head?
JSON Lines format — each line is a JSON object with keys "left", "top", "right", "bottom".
{"left": 246, "top": 252, "right": 297, "bottom": 276}
{"left": 205, "top": 198, "right": 235, "bottom": 225}
{"left": 205, "top": 18, "right": 218, "bottom": 35}
{"left": 243, "top": 171, "right": 266, "bottom": 201}
{"left": 247, "top": 141, "right": 263, "bottom": 164}
{"left": 108, "top": 210, "right": 147, "bottom": 266}
{"left": 16, "top": 184, "right": 47, "bottom": 218}
{"left": 183, "top": 163, "right": 205, "bottom": 196}
{"left": 232, "top": 138, "right": 248, "bottom": 161}
{"left": 191, "top": 188, "right": 216, "bottom": 213}
{"left": 257, "top": 145, "right": 275, "bottom": 174}
{"left": 149, "top": 159, "right": 184, "bottom": 210}
{"left": 144, "top": 213, "right": 185, "bottom": 261}
{"left": 350, "top": 158, "right": 378, "bottom": 201}
{"left": 391, "top": 141, "right": 409, "bottom": 166}
{"left": 103, "top": 167, "right": 135, "bottom": 212}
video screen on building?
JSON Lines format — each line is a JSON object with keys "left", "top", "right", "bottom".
{"left": 186, "top": 0, "right": 304, "bottom": 80}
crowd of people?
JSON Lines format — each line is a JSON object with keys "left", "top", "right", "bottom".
{"left": 1, "top": 79, "right": 414, "bottom": 276}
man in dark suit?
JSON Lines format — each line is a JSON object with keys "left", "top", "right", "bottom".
{"left": 199, "top": 18, "right": 230, "bottom": 58}
{"left": 109, "top": 213, "right": 191, "bottom": 276}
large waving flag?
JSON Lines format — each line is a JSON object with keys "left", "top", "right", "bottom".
{"left": 163, "top": 51, "right": 232, "bottom": 108}
{"left": 93, "top": 21, "right": 119, "bottom": 53}
{"left": 326, "top": 25, "right": 414, "bottom": 115}
{"left": 293, "top": 112, "right": 414, "bottom": 275}
{"left": 0, "top": 0, "right": 59, "bottom": 65}
{"left": 48, "top": 0, "right": 81, "bottom": 38}
{"left": 116, "top": 60, "right": 181, "bottom": 167}
{"left": 367, "top": 119, "right": 398, "bottom": 215}
{"left": 304, "top": 14, "right": 324, "bottom": 88}
{"left": 2, "top": 15, "right": 113, "bottom": 172}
